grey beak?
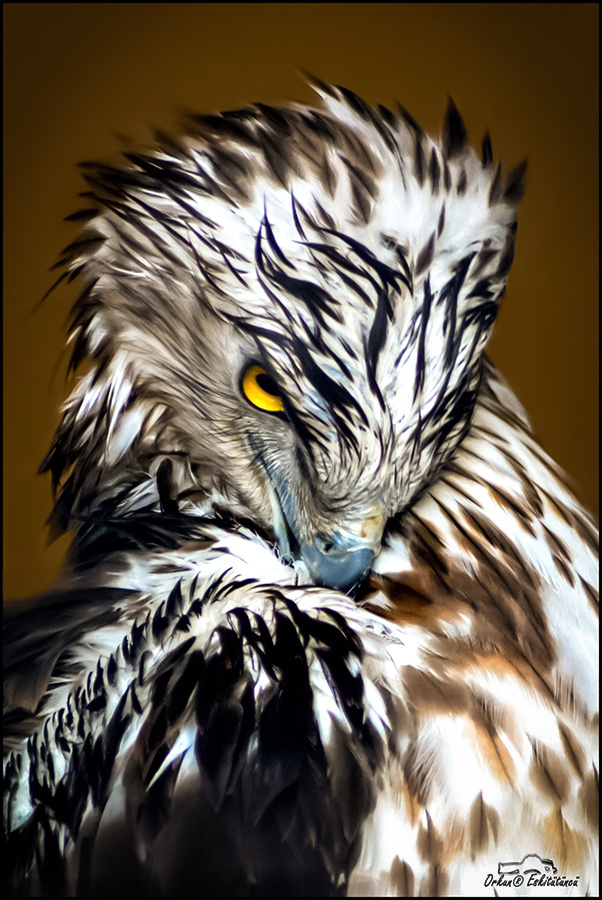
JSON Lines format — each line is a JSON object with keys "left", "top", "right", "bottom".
{"left": 300, "top": 539, "right": 375, "bottom": 593}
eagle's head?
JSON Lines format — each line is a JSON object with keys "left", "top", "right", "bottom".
{"left": 44, "top": 82, "right": 524, "bottom": 591}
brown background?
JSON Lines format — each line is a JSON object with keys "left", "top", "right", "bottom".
{"left": 4, "top": 3, "right": 598, "bottom": 600}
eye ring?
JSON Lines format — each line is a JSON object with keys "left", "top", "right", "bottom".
{"left": 241, "top": 364, "right": 284, "bottom": 414}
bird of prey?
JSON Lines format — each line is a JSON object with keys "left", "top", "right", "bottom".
{"left": 4, "top": 81, "right": 598, "bottom": 897}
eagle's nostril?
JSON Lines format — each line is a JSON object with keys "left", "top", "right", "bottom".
{"left": 316, "top": 537, "right": 335, "bottom": 554}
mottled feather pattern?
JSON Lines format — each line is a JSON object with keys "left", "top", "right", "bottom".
{"left": 4, "top": 82, "right": 598, "bottom": 896}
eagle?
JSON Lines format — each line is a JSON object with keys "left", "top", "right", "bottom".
{"left": 4, "top": 81, "right": 598, "bottom": 897}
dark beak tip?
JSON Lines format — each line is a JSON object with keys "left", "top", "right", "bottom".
{"left": 302, "top": 544, "right": 376, "bottom": 593}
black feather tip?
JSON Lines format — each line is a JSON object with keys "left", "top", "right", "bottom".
{"left": 481, "top": 132, "right": 493, "bottom": 167}
{"left": 443, "top": 97, "right": 467, "bottom": 160}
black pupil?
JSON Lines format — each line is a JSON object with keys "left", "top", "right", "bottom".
{"left": 256, "top": 371, "right": 278, "bottom": 397}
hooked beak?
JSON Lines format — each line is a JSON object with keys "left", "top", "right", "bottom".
{"left": 299, "top": 513, "right": 386, "bottom": 593}
{"left": 299, "top": 540, "right": 375, "bottom": 592}
{"left": 260, "top": 459, "right": 385, "bottom": 593}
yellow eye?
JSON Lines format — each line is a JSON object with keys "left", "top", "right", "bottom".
{"left": 242, "top": 364, "right": 284, "bottom": 413}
